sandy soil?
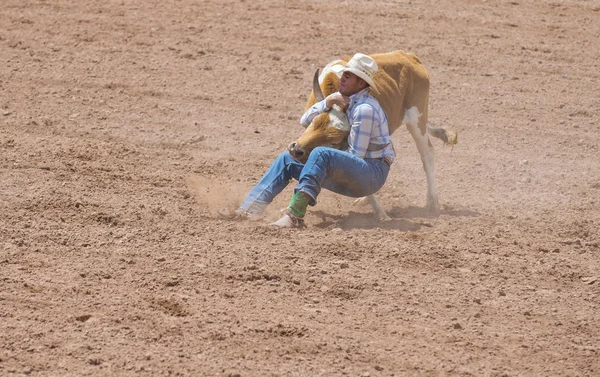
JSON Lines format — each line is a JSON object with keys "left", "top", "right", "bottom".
{"left": 1, "top": 0, "right": 599, "bottom": 376}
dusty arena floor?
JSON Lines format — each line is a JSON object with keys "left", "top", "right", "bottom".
{"left": 1, "top": 0, "right": 599, "bottom": 376}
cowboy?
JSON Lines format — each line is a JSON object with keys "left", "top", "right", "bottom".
{"left": 225, "top": 53, "right": 394, "bottom": 228}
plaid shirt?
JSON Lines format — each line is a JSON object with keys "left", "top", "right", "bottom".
{"left": 300, "top": 88, "right": 394, "bottom": 162}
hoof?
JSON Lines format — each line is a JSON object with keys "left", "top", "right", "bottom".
{"left": 377, "top": 213, "right": 392, "bottom": 222}
{"left": 426, "top": 203, "right": 441, "bottom": 216}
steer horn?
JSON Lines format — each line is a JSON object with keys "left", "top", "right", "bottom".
{"left": 312, "top": 68, "right": 324, "bottom": 102}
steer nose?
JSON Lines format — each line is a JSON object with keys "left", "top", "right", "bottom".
{"left": 287, "top": 142, "right": 305, "bottom": 161}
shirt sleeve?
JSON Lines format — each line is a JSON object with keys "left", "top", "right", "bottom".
{"left": 300, "top": 99, "right": 329, "bottom": 127}
{"left": 347, "top": 103, "right": 377, "bottom": 158}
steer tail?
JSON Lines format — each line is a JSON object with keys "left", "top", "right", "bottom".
{"left": 427, "top": 124, "right": 458, "bottom": 147}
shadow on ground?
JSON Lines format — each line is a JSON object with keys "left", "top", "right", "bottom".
{"left": 312, "top": 205, "right": 480, "bottom": 230}
{"left": 387, "top": 205, "right": 480, "bottom": 219}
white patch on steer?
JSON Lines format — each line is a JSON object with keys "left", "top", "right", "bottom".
{"left": 315, "top": 60, "right": 351, "bottom": 132}
{"left": 319, "top": 60, "right": 345, "bottom": 84}
{"left": 329, "top": 105, "right": 350, "bottom": 132}
{"left": 402, "top": 106, "right": 421, "bottom": 127}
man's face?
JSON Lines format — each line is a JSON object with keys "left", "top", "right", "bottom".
{"left": 338, "top": 71, "right": 367, "bottom": 96}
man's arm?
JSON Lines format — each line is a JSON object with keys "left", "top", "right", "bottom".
{"left": 300, "top": 93, "right": 350, "bottom": 127}
{"left": 299, "top": 100, "right": 328, "bottom": 127}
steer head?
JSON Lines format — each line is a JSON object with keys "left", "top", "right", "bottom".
{"left": 287, "top": 68, "right": 350, "bottom": 163}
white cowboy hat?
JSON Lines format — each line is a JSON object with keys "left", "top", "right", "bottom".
{"left": 332, "top": 53, "right": 378, "bottom": 91}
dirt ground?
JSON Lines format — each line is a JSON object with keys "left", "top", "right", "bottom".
{"left": 1, "top": 0, "right": 599, "bottom": 376}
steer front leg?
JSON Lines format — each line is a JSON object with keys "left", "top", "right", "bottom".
{"left": 352, "top": 195, "right": 391, "bottom": 221}
{"left": 367, "top": 194, "right": 391, "bottom": 221}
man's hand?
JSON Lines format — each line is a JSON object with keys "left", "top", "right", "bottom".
{"left": 325, "top": 92, "right": 350, "bottom": 111}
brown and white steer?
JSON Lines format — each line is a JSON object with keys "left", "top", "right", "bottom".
{"left": 288, "top": 50, "right": 457, "bottom": 220}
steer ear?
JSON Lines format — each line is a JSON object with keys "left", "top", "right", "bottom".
{"left": 312, "top": 68, "right": 325, "bottom": 102}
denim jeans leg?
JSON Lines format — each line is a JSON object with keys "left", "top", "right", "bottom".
{"left": 295, "top": 147, "right": 389, "bottom": 204}
{"left": 238, "top": 151, "right": 305, "bottom": 215}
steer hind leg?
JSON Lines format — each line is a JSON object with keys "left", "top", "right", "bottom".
{"left": 406, "top": 108, "right": 440, "bottom": 215}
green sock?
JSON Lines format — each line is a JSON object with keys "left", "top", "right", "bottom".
{"left": 287, "top": 192, "right": 310, "bottom": 218}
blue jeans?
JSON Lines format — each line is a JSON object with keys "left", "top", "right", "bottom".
{"left": 238, "top": 147, "right": 390, "bottom": 215}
